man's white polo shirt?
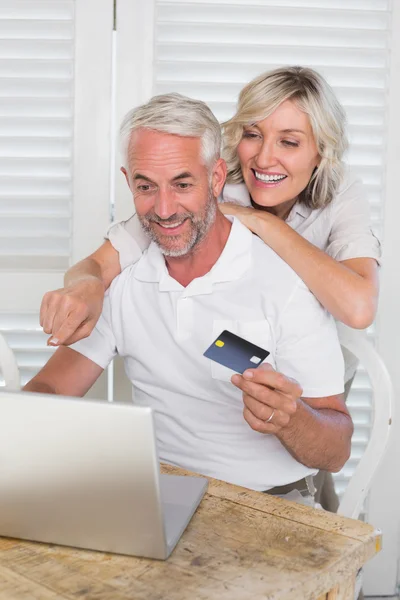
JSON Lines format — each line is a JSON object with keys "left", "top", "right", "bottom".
{"left": 72, "top": 217, "right": 344, "bottom": 491}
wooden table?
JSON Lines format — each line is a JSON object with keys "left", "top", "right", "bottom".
{"left": 0, "top": 464, "right": 381, "bottom": 600}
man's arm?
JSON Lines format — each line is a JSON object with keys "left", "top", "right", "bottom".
{"left": 24, "top": 346, "right": 104, "bottom": 397}
{"left": 237, "top": 275, "right": 352, "bottom": 471}
{"left": 277, "top": 393, "right": 352, "bottom": 472}
{"left": 232, "top": 364, "right": 353, "bottom": 472}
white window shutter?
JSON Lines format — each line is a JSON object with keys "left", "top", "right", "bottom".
{"left": 0, "top": 1, "right": 75, "bottom": 273}
{"left": 0, "top": 0, "right": 114, "bottom": 388}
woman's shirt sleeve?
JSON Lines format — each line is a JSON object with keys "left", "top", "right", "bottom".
{"left": 326, "top": 174, "right": 382, "bottom": 264}
{"left": 106, "top": 213, "right": 150, "bottom": 270}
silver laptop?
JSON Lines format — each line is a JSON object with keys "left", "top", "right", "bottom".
{"left": 0, "top": 390, "right": 207, "bottom": 559}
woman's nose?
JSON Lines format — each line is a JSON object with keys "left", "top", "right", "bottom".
{"left": 255, "top": 141, "right": 278, "bottom": 169}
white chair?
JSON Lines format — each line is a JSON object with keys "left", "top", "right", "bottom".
{"left": 0, "top": 332, "right": 20, "bottom": 391}
{"left": 336, "top": 323, "right": 393, "bottom": 520}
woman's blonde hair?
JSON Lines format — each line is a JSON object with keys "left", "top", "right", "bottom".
{"left": 222, "top": 66, "right": 348, "bottom": 209}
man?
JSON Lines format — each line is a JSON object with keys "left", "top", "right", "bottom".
{"left": 25, "top": 93, "right": 353, "bottom": 495}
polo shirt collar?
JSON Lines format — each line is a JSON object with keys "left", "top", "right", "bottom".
{"left": 288, "top": 201, "right": 312, "bottom": 221}
{"left": 222, "top": 182, "right": 312, "bottom": 222}
{"left": 133, "top": 217, "right": 252, "bottom": 294}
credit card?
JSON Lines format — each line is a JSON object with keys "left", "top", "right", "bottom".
{"left": 203, "top": 330, "right": 270, "bottom": 374}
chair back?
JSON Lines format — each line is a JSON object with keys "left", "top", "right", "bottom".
{"left": 0, "top": 332, "right": 20, "bottom": 391}
{"left": 337, "top": 323, "right": 393, "bottom": 519}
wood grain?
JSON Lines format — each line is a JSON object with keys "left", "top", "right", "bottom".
{"left": 0, "top": 464, "right": 380, "bottom": 600}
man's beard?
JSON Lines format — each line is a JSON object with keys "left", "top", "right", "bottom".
{"left": 138, "top": 189, "right": 217, "bottom": 257}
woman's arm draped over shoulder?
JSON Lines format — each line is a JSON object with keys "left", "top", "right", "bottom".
{"left": 254, "top": 216, "right": 378, "bottom": 329}
{"left": 40, "top": 214, "right": 149, "bottom": 346}
{"left": 220, "top": 177, "right": 380, "bottom": 329}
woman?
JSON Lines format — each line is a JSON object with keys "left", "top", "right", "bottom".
{"left": 41, "top": 66, "right": 380, "bottom": 346}
{"left": 40, "top": 66, "right": 381, "bottom": 512}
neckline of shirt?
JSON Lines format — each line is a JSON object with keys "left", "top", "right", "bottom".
{"left": 221, "top": 182, "right": 313, "bottom": 222}
{"left": 133, "top": 217, "right": 253, "bottom": 294}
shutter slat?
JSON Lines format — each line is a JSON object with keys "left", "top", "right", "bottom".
{"left": 157, "top": 23, "right": 387, "bottom": 48}
{"left": 0, "top": 117, "right": 71, "bottom": 137}
{"left": 200, "top": 102, "right": 386, "bottom": 127}
{"left": 157, "top": 43, "right": 387, "bottom": 68}
{"left": 0, "top": 237, "right": 69, "bottom": 251}
{"left": 0, "top": 217, "right": 70, "bottom": 236}
{"left": 0, "top": 158, "right": 70, "bottom": 177}
{"left": 0, "top": 40, "right": 73, "bottom": 59}
{"left": 0, "top": 139, "right": 70, "bottom": 157}
{"left": 0, "top": 314, "right": 45, "bottom": 331}
{"left": 157, "top": 0, "right": 388, "bottom": 9}
{"left": 158, "top": 5, "right": 389, "bottom": 30}
{"left": 0, "top": 2, "right": 73, "bottom": 20}
{"left": 0, "top": 197, "right": 70, "bottom": 217}
{"left": 0, "top": 59, "right": 73, "bottom": 79}
{"left": 0, "top": 78, "right": 72, "bottom": 98}
{"left": 0, "top": 98, "right": 72, "bottom": 118}
{"left": 155, "top": 80, "right": 386, "bottom": 106}
{"left": 348, "top": 126, "right": 383, "bottom": 145}
{"left": 0, "top": 20, "right": 73, "bottom": 40}
{"left": 157, "top": 62, "right": 387, "bottom": 89}
{"left": 0, "top": 176, "right": 71, "bottom": 195}
{"left": 12, "top": 350, "right": 54, "bottom": 369}
{"left": 0, "top": 256, "right": 69, "bottom": 270}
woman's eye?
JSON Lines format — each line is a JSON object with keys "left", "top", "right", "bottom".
{"left": 281, "top": 139, "right": 299, "bottom": 148}
{"left": 242, "top": 131, "right": 260, "bottom": 140}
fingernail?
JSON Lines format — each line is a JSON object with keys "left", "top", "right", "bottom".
{"left": 48, "top": 337, "right": 59, "bottom": 346}
{"left": 243, "top": 370, "right": 253, "bottom": 379}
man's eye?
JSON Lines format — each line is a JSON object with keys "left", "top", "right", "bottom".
{"left": 137, "top": 184, "right": 152, "bottom": 191}
{"left": 176, "top": 182, "right": 191, "bottom": 189}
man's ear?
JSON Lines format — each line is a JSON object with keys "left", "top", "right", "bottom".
{"left": 211, "top": 158, "right": 227, "bottom": 199}
{"left": 120, "top": 166, "right": 131, "bottom": 190}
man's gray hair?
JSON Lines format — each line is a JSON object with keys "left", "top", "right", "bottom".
{"left": 120, "top": 93, "right": 221, "bottom": 169}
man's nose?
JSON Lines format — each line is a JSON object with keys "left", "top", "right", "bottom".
{"left": 154, "top": 189, "right": 178, "bottom": 220}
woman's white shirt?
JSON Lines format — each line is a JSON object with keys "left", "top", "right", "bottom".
{"left": 107, "top": 169, "right": 381, "bottom": 269}
{"left": 222, "top": 169, "right": 381, "bottom": 264}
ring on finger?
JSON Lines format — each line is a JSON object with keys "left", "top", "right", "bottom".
{"left": 265, "top": 409, "right": 275, "bottom": 423}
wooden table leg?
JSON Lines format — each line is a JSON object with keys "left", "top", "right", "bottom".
{"left": 317, "top": 574, "right": 356, "bottom": 600}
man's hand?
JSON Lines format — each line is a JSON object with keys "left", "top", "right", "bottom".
{"left": 232, "top": 363, "right": 352, "bottom": 472}
{"left": 40, "top": 277, "right": 105, "bottom": 347}
{"left": 231, "top": 363, "right": 301, "bottom": 434}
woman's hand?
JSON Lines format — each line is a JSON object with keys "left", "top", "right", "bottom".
{"left": 40, "top": 240, "right": 121, "bottom": 346}
{"left": 218, "top": 202, "right": 267, "bottom": 234}
{"left": 40, "top": 277, "right": 105, "bottom": 347}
